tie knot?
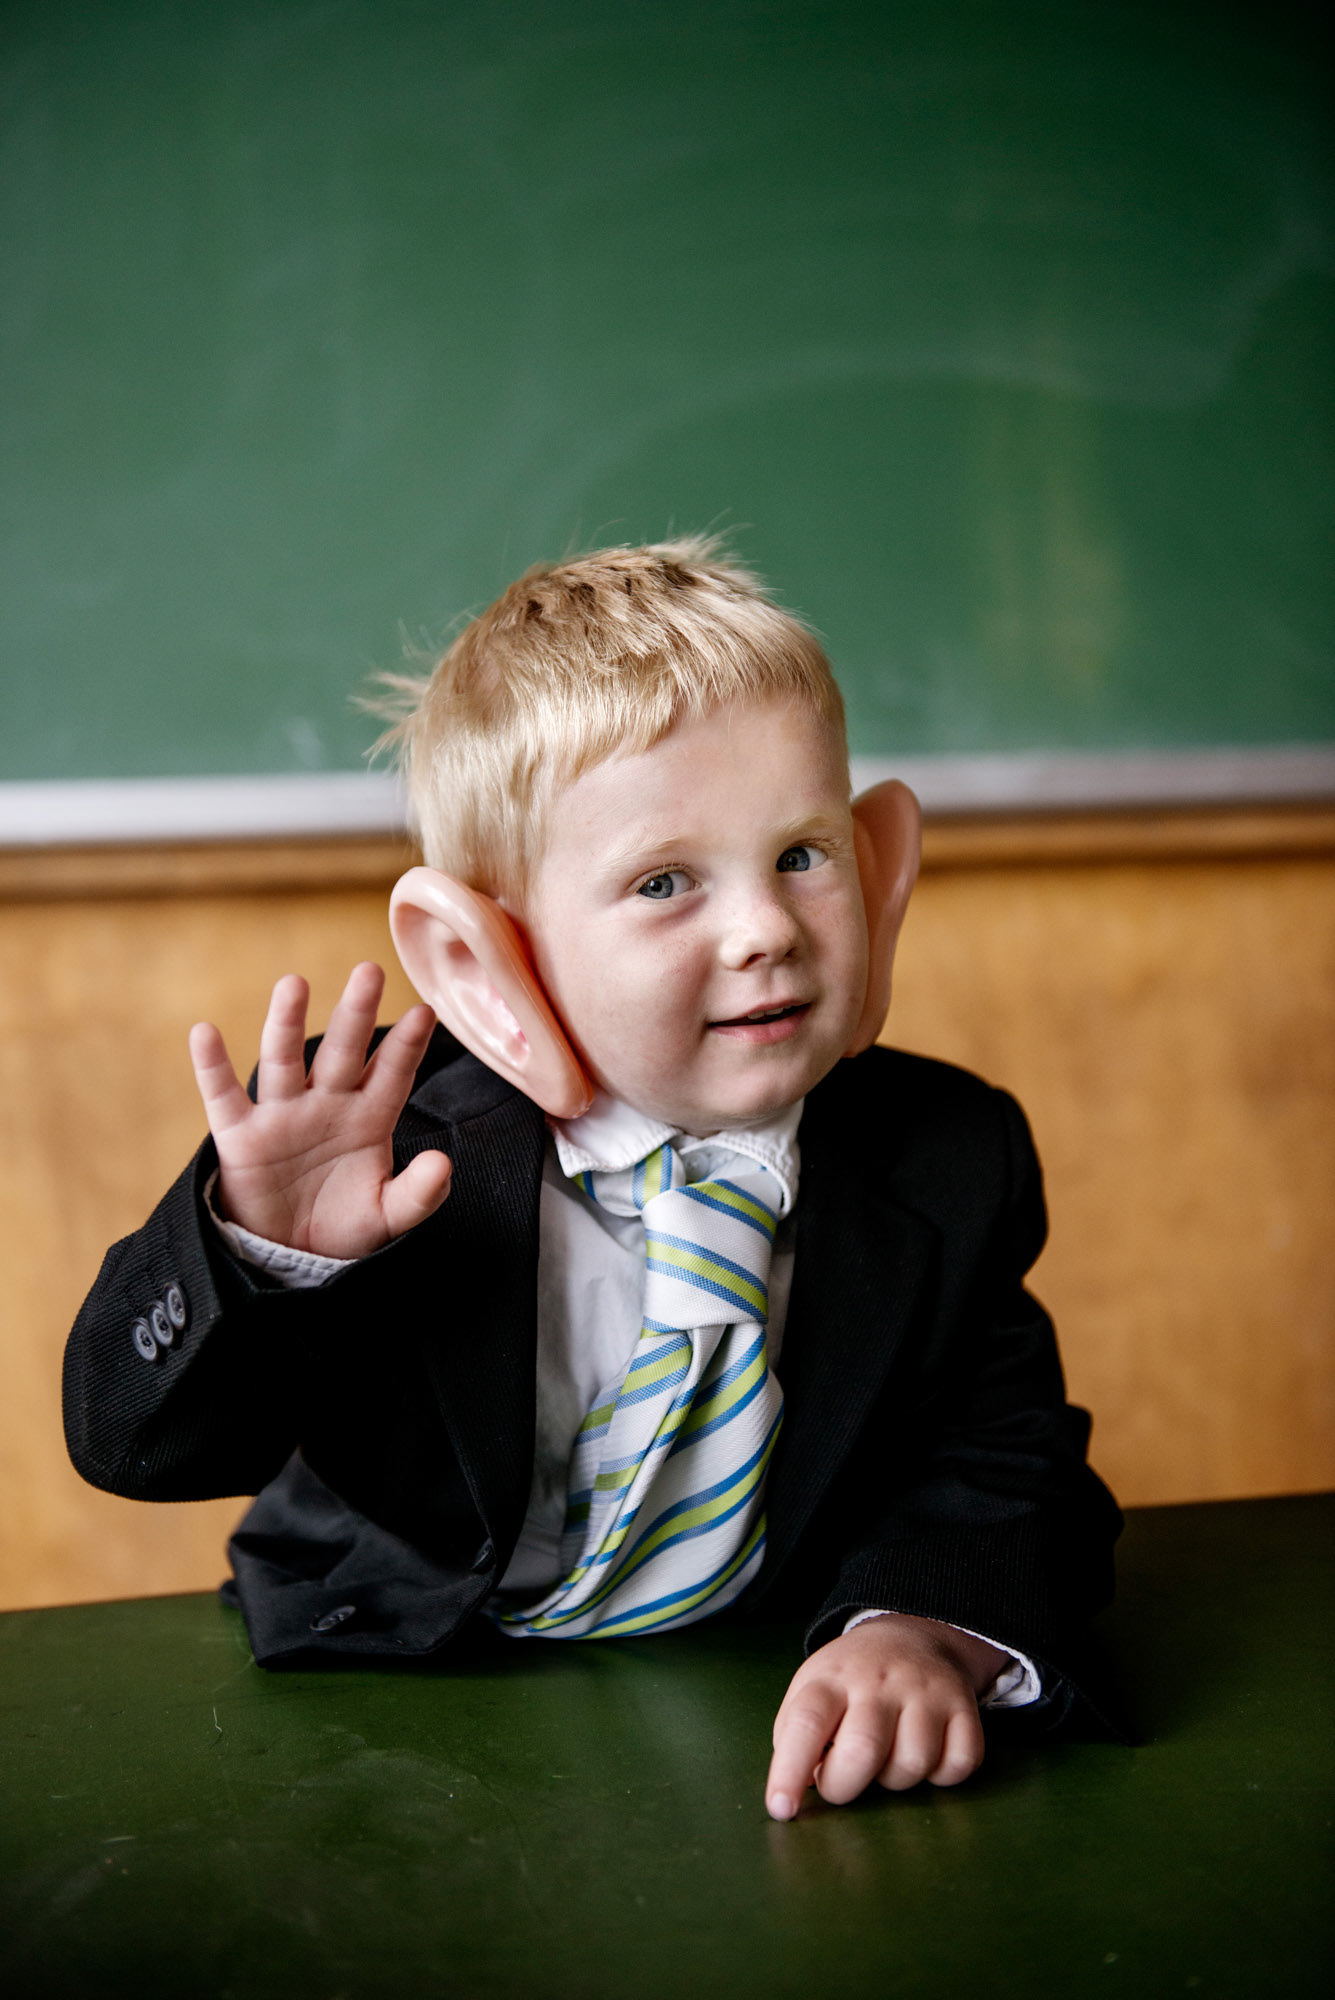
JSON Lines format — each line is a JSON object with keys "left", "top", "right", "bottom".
{"left": 577, "top": 1141, "right": 781, "bottom": 1331}
{"left": 634, "top": 1141, "right": 688, "bottom": 1211}
{"left": 576, "top": 1142, "right": 780, "bottom": 1225}
{"left": 570, "top": 1140, "right": 683, "bottom": 1216}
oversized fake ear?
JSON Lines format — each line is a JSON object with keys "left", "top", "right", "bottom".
{"left": 389, "top": 868, "right": 595, "bottom": 1118}
{"left": 845, "top": 779, "right": 922, "bottom": 1056}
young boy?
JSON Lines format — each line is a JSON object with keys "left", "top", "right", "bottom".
{"left": 64, "top": 539, "right": 1120, "bottom": 1822}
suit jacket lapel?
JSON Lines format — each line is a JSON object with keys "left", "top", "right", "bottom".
{"left": 762, "top": 1093, "right": 937, "bottom": 1585}
{"left": 394, "top": 1046, "right": 546, "bottom": 1562}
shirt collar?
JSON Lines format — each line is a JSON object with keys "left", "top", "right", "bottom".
{"left": 550, "top": 1091, "right": 803, "bottom": 1218}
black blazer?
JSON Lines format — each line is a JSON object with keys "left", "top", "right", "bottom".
{"left": 64, "top": 1033, "right": 1121, "bottom": 1713}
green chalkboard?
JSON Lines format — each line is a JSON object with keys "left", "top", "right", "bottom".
{"left": 1, "top": 0, "right": 1331, "bottom": 780}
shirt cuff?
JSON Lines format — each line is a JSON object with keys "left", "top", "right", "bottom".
{"left": 203, "top": 1170, "right": 353, "bottom": 1290}
{"left": 840, "top": 1608, "right": 1043, "bottom": 1708}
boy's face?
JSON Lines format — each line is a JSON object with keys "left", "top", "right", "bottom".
{"left": 521, "top": 698, "right": 869, "bottom": 1134}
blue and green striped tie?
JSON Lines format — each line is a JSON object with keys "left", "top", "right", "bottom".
{"left": 496, "top": 1141, "right": 784, "bottom": 1639}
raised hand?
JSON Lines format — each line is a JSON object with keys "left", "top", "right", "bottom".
{"left": 188, "top": 962, "right": 452, "bottom": 1259}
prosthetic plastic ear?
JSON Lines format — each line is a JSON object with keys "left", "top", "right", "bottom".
{"left": 845, "top": 780, "right": 922, "bottom": 1056}
{"left": 388, "top": 868, "right": 595, "bottom": 1118}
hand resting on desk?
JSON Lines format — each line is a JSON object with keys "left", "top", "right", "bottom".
{"left": 766, "top": 1613, "right": 1010, "bottom": 1819}
{"left": 189, "top": 962, "right": 454, "bottom": 1258}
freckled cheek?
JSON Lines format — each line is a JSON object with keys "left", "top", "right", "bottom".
{"left": 604, "top": 939, "right": 708, "bottom": 1068}
{"left": 825, "top": 888, "right": 869, "bottom": 972}
{"left": 546, "top": 937, "right": 663, "bottom": 1067}
{"left": 535, "top": 909, "right": 712, "bottom": 1071}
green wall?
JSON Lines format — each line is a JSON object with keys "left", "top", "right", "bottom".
{"left": 1, "top": 0, "right": 1331, "bottom": 779}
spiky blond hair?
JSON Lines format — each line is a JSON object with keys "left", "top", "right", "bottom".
{"left": 373, "top": 536, "right": 847, "bottom": 905}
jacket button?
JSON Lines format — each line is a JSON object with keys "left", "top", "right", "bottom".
{"left": 164, "top": 1281, "right": 189, "bottom": 1332}
{"left": 309, "top": 1603, "right": 357, "bottom": 1634}
{"left": 149, "top": 1301, "right": 175, "bottom": 1349}
{"left": 131, "top": 1319, "right": 159, "bottom": 1362}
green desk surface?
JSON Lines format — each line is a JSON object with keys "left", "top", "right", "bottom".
{"left": 1, "top": 1496, "right": 1330, "bottom": 1999}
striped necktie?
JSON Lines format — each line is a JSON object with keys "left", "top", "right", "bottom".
{"left": 495, "top": 1140, "right": 785, "bottom": 1640}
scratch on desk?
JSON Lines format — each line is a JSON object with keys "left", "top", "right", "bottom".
{"left": 475, "top": 1771, "right": 545, "bottom": 1924}
{"left": 210, "top": 1655, "right": 259, "bottom": 1695}
{"left": 47, "top": 1861, "right": 103, "bottom": 1917}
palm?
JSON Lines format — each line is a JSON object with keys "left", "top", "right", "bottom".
{"left": 189, "top": 963, "right": 451, "bottom": 1258}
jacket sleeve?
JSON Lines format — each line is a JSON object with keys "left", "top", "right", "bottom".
{"left": 803, "top": 1090, "right": 1123, "bottom": 1718}
{"left": 62, "top": 1137, "right": 315, "bottom": 1501}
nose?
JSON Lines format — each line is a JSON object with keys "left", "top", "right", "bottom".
{"left": 717, "top": 880, "right": 801, "bottom": 971}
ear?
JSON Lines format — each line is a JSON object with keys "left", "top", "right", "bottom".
{"left": 389, "top": 868, "right": 595, "bottom": 1118}
{"left": 845, "top": 779, "right": 922, "bottom": 1056}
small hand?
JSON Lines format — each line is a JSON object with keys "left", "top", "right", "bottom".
{"left": 189, "top": 962, "right": 452, "bottom": 1258}
{"left": 765, "top": 1614, "right": 1008, "bottom": 1820}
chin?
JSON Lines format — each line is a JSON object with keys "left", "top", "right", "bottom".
{"left": 695, "top": 1059, "right": 838, "bottom": 1132}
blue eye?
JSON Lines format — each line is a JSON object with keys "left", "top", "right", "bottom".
{"left": 637, "top": 869, "right": 691, "bottom": 900}
{"left": 777, "top": 845, "right": 818, "bottom": 873}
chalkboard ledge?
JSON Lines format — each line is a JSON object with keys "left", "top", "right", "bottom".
{"left": 0, "top": 748, "right": 1332, "bottom": 850}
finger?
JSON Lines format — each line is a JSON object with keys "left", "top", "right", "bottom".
{"left": 928, "top": 1704, "right": 985, "bottom": 1788}
{"left": 816, "top": 1699, "right": 897, "bottom": 1805}
{"left": 188, "top": 1022, "right": 252, "bottom": 1135}
{"left": 360, "top": 1002, "right": 438, "bottom": 1112}
{"left": 766, "top": 1682, "right": 845, "bottom": 1821}
{"left": 256, "top": 974, "right": 313, "bottom": 1101}
{"left": 378, "top": 1150, "right": 453, "bottom": 1241}
{"left": 307, "top": 962, "right": 386, "bottom": 1092}
{"left": 877, "top": 1699, "right": 950, "bottom": 1793}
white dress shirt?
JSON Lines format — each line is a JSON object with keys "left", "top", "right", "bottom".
{"left": 209, "top": 1089, "right": 1040, "bottom": 1707}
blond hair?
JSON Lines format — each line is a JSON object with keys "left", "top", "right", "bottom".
{"left": 373, "top": 536, "right": 847, "bottom": 905}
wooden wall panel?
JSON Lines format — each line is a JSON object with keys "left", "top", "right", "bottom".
{"left": 886, "top": 856, "right": 1335, "bottom": 1510}
{"left": 0, "top": 820, "right": 1331, "bottom": 1610}
{"left": 0, "top": 887, "right": 422, "bottom": 1613}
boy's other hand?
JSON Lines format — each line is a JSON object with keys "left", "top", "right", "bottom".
{"left": 189, "top": 962, "right": 452, "bottom": 1259}
{"left": 766, "top": 1614, "right": 1008, "bottom": 1820}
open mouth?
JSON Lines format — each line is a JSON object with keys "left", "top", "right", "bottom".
{"left": 709, "top": 1001, "right": 810, "bottom": 1030}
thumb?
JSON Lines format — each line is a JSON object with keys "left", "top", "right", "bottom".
{"left": 379, "top": 1150, "right": 453, "bottom": 1241}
